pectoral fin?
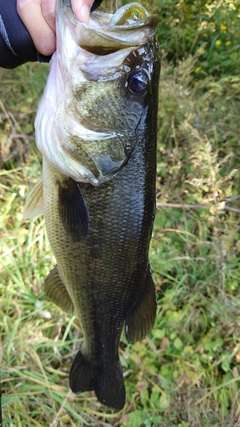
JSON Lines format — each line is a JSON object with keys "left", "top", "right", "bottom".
{"left": 125, "top": 266, "right": 156, "bottom": 344}
{"left": 44, "top": 265, "right": 75, "bottom": 315}
{"left": 58, "top": 179, "right": 89, "bottom": 242}
{"left": 23, "top": 179, "right": 44, "bottom": 219}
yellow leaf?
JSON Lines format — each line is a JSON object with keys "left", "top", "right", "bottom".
{"left": 194, "top": 66, "right": 202, "bottom": 74}
{"left": 197, "top": 47, "right": 205, "bottom": 55}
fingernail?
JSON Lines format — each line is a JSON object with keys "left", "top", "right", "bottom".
{"left": 79, "top": 4, "right": 90, "bottom": 24}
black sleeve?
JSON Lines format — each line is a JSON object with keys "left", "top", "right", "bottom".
{"left": 0, "top": 0, "right": 104, "bottom": 69}
{"left": 91, "top": 0, "right": 103, "bottom": 11}
{"left": 0, "top": 0, "right": 51, "bottom": 69}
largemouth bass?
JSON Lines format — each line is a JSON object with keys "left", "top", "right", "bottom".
{"left": 24, "top": 0, "right": 160, "bottom": 411}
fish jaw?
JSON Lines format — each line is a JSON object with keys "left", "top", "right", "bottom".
{"left": 35, "top": 0, "right": 159, "bottom": 185}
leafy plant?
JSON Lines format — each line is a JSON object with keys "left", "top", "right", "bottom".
{"left": 150, "top": 0, "right": 240, "bottom": 78}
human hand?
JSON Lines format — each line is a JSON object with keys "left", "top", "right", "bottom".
{"left": 17, "top": 0, "right": 98, "bottom": 57}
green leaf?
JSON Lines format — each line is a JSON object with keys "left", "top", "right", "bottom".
{"left": 174, "top": 337, "right": 183, "bottom": 350}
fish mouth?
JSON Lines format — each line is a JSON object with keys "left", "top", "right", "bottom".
{"left": 58, "top": 0, "right": 159, "bottom": 55}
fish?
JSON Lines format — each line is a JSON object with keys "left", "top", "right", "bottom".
{"left": 24, "top": 0, "right": 160, "bottom": 411}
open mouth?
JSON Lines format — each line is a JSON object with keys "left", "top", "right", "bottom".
{"left": 67, "top": 2, "right": 158, "bottom": 54}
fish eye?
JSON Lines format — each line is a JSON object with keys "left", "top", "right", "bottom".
{"left": 127, "top": 70, "right": 149, "bottom": 95}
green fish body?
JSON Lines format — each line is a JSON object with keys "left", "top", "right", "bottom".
{"left": 24, "top": 0, "right": 160, "bottom": 410}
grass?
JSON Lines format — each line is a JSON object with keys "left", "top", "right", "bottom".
{"left": 1, "top": 6, "right": 240, "bottom": 427}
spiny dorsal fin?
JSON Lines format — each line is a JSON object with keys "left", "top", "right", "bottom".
{"left": 44, "top": 265, "right": 75, "bottom": 315}
{"left": 23, "top": 179, "right": 44, "bottom": 219}
{"left": 58, "top": 179, "right": 89, "bottom": 242}
{"left": 125, "top": 266, "right": 156, "bottom": 344}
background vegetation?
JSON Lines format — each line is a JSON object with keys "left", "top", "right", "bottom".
{"left": 1, "top": 0, "right": 240, "bottom": 425}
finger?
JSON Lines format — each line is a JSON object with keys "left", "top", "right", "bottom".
{"left": 41, "top": 0, "right": 56, "bottom": 33}
{"left": 71, "top": 0, "right": 95, "bottom": 24}
{"left": 17, "top": 0, "right": 56, "bottom": 56}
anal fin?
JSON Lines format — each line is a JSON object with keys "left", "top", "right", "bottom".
{"left": 44, "top": 265, "right": 75, "bottom": 315}
{"left": 23, "top": 178, "right": 44, "bottom": 219}
{"left": 125, "top": 265, "right": 156, "bottom": 344}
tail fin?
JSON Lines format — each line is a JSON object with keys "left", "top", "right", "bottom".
{"left": 69, "top": 349, "right": 125, "bottom": 411}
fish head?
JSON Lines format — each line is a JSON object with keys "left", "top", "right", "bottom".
{"left": 35, "top": 0, "right": 160, "bottom": 185}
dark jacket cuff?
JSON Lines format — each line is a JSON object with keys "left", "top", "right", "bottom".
{"left": 0, "top": 0, "right": 51, "bottom": 68}
{"left": 0, "top": 0, "right": 103, "bottom": 69}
